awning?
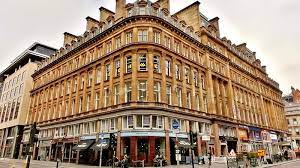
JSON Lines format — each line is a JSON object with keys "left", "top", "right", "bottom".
{"left": 172, "top": 138, "right": 191, "bottom": 148}
{"left": 72, "top": 140, "right": 94, "bottom": 151}
{"left": 90, "top": 139, "right": 109, "bottom": 150}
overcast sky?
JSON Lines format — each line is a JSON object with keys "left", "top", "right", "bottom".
{"left": 0, "top": 0, "right": 299, "bottom": 94}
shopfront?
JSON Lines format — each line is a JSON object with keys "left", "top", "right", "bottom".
{"left": 121, "top": 131, "right": 166, "bottom": 166}
{"left": 238, "top": 127, "right": 250, "bottom": 153}
{"left": 261, "top": 130, "right": 272, "bottom": 155}
{"left": 219, "top": 125, "right": 238, "bottom": 156}
{"left": 49, "top": 137, "right": 79, "bottom": 162}
{"left": 73, "top": 138, "right": 95, "bottom": 164}
{"left": 249, "top": 127, "right": 263, "bottom": 152}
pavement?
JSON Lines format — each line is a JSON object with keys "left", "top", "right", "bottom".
{"left": 0, "top": 158, "right": 299, "bottom": 168}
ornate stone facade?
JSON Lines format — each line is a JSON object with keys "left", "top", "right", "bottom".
{"left": 24, "top": 0, "right": 287, "bottom": 165}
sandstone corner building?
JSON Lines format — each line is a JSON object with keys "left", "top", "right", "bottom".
{"left": 24, "top": 0, "right": 288, "bottom": 166}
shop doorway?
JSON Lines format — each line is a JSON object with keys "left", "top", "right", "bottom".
{"left": 227, "top": 141, "right": 237, "bottom": 153}
{"left": 137, "top": 138, "right": 149, "bottom": 163}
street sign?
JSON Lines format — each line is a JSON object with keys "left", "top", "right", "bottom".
{"left": 172, "top": 119, "right": 179, "bottom": 130}
{"left": 176, "top": 154, "right": 181, "bottom": 161}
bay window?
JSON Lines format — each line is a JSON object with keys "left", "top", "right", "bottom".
{"left": 153, "top": 56, "right": 160, "bottom": 73}
{"left": 138, "top": 80, "right": 147, "bottom": 101}
{"left": 154, "top": 81, "right": 161, "bottom": 102}
{"left": 125, "top": 82, "right": 132, "bottom": 103}
{"left": 126, "top": 56, "right": 132, "bottom": 73}
{"left": 123, "top": 115, "right": 134, "bottom": 129}
{"left": 138, "top": 29, "right": 148, "bottom": 42}
{"left": 136, "top": 115, "right": 150, "bottom": 128}
{"left": 139, "top": 54, "right": 147, "bottom": 71}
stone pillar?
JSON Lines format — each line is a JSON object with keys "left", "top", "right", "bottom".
{"left": 212, "top": 123, "right": 221, "bottom": 157}
{"left": 197, "top": 134, "right": 202, "bottom": 156}
{"left": 148, "top": 50, "right": 154, "bottom": 102}
{"left": 131, "top": 52, "right": 138, "bottom": 102}
{"left": 149, "top": 137, "right": 156, "bottom": 164}
{"left": 165, "top": 131, "right": 171, "bottom": 165}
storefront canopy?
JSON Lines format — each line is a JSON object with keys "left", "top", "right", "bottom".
{"left": 72, "top": 140, "right": 94, "bottom": 151}
{"left": 172, "top": 138, "right": 191, "bottom": 148}
{"left": 91, "top": 139, "right": 109, "bottom": 150}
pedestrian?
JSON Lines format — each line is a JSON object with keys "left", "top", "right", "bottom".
{"left": 208, "top": 151, "right": 212, "bottom": 167}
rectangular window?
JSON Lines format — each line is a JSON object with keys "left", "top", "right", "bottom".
{"left": 166, "top": 85, "right": 172, "bottom": 105}
{"left": 196, "top": 95, "right": 200, "bottom": 111}
{"left": 136, "top": 115, "right": 150, "bottom": 128}
{"left": 79, "top": 96, "right": 83, "bottom": 113}
{"left": 96, "top": 68, "right": 101, "bottom": 84}
{"left": 83, "top": 123, "right": 90, "bottom": 134}
{"left": 87, "top": 94, "right": 91, "bottom": 111}
{"left": 174, "top": 41, "right": 180, "bottom": 53}
{"left": 101, "top": 119, "right": 109, "bottom": 132}
{"left": 94, "top": 92, "right": 100, "bottom": 109}
{"left": 80, "top": 76, "right": 85, "bottom": 90}
{"left": 201, "top": 75, "right": 206, "bottom": 89}
{"left": 187, "top": 91, "right": 191, "bottom": 109}
{"left": 185, "top": 67, "right": 190, "bottom": 84}
{"left": 106, "top": 41, "right": 112, "bottom": 53}
{"left": 152, "top": 116, "right": 163, "bottom": 129}
{"left": 138, "top": 80, "right": 147, "bottom": 101}
{"left": 164, "top": 36, "right": 171, "bottom": 49}
{"left": 115, "top": 36, "right": 121, "bottom": 49}
{"left": 73, "top": 78, "right": 78, "bottom": 92}
{"left": 14, "top": 98, "right": 20, "bottom": 119}
{"left": 153, "top": 56, "right": 160, "bottom": 73}
{"left": 123, "top": 115, "right": 134, "bottom": 129}
{"left": 175, "top": 64, "right": 181, "bottom": 80}
{"left": 176, "top": 87, "right": 182, "bottom": 107}
{"left": 165, "top": 60, "right": 171, "bottom": 76}
{"left": 138, "top": 29, "right": 148, "bottom": 42}
{"left": 139, "top": 54, "right": 147, "bottom": 71}
{"left": 90, "top": 121, "right": 97, "bottom": 133}
{"left": 154, "top": 81, "right": 161, "bottom": 102}
{"left": 125, "top": 82, "right": 132, "bottom": 103}
{"left": 126, "top": 56, "right": 132, "bottom": 73}
{"left": 104, "top": 88, "right": 109, "bottom": 107}
{"left": 88, "top": 71, "right": 93, "bottom": 87}
{"left": 115, "top": 59, "right": 121, "bottom": 77}
{"left": 105, "top": 64, "right": 110, "bottom": 80}
{"left": 194, "top": 71, "right": 199, "bottom": 87}
{"left": 66, "top": 80, "right": 71, "bottom": 94}
{"left": 125, "top": 31, "right": 133, "bottom": 44}
{"left": 71, "top": 99, "right": 75, "bottom": 115}
{"left": 114, "top": 85, "right": 120, "bottom": 105}
{"left": 110, "top": 118, "right": 116, "bottom": 131}
{"left": 153, "top": 31, "right": 161, "bottom": 44}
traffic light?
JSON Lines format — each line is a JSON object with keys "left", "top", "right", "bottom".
{"left": 109, "top": 133, "right": 117, "bottom": 150}
{"left": 29, "top": 122, "right": 39, "bottom": 145}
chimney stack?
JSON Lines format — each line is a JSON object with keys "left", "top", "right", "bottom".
{"left": 115, "top": 0, "right": 126, "bottom": 21}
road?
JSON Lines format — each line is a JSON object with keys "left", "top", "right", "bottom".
{"left": 0, "top": 158, "right": 299, "bottom": 168}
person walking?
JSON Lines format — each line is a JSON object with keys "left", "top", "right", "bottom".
{"left": 208, "top": 151, "right": 212, "bottom": 168}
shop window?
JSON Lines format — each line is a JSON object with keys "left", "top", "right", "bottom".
{"left": 139, "top": 54, "right": 147, "bottom": 71}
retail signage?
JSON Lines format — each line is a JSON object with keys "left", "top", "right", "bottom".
{"left": 202, "top": 135, "right": 210, "bottom": 141}
{"left": 261, "top": 131, "right": 271, "bottom": 143}
{"left": 169, "top": 133, "right": 188, "bottom": 138}
{"left": 238, "top": 129, "right": 248, "bottom": 141}
{"left": 172, "top": 119, "right": 179, "bottom": 130}
{"left": 121, "top": 132, "right": 165, "bottom": 137}
{"left": 270, "top": 133, "right": 278, "bottom": 142}
{"left": 80, "top": 135, "right": 96, "bottom": 140}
